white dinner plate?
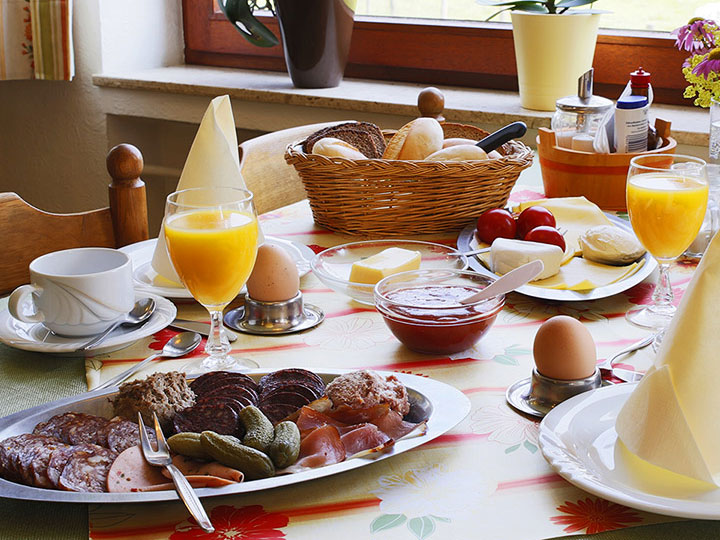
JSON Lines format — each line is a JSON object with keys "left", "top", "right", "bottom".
{"left": 0, "top": 369, "right": 470, "bottom": 503}
{"left": 539, "top": 383, "right": 720, "bottom": 520}
{"left": 0, "top": 293, "right": 176, "bottom": 355}
{"left": 456, "top": 214, "right": 657, "bottom": 301}
{"left": 121, "top": 237, "right": 314, "bottom": 299}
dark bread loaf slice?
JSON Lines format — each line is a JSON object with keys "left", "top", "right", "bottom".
{"left": 304, "top": 122, "right": 385, "bottom": 158}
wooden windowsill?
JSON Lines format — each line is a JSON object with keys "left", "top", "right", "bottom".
{"left": 93, "top": 65, "right": 708, "bottom": 147}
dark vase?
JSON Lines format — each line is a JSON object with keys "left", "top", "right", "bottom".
{"left": 274, "top": 0, "right": 355, "bottom": 89}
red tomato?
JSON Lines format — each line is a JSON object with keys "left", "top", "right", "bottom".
{"left": 524, "top": 226, "right": 566, "bottom": 252}
{"left": 476, "top": 208, "right": 516, "bottom": 244}
{"left": 516, "top": 206, "right": 556, "bottom": 239}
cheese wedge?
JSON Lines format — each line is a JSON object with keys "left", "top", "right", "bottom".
{"left": 490, "top": 238, "right": 563, "bottom": 281}
{"left": 349, "top": 247, "right": 421, "bottom": 285}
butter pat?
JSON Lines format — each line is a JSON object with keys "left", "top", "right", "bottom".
{"left": 349, "top": 247, "right": 421, "bottom": 284}
{"left": 491, "top": 238, "right": 563, "bottom": 280}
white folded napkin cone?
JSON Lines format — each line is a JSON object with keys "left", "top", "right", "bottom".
{"left": 616, "top": 233, "right": 720, "bottom": 486}
{"left": 151, "top": 95, "right": 264, "bottom": 285}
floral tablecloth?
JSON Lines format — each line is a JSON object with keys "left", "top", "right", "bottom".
{"left": 81, "top": 191, "right": 710, "bottom": 540}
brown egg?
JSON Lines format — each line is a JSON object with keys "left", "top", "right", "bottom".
{"left": 246, "top": 244, "right": 300, "bottom": 302}
{"left": 532, "top": 315, "right": 596, "bottom": 380}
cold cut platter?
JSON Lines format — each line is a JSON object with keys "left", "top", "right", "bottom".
{"left": 0, "top": 368, "right": 470, "bottom": 503}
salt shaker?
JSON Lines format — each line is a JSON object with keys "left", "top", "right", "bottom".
{"left": 552, "top": 69, "right": 613, "bottom": 151}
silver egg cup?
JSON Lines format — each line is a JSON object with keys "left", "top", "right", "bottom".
{"left": 506, "top": 367, "right": 602, "bottom": 419}
{"left": 223, "top": 292, "right": 324, "bottom": 335}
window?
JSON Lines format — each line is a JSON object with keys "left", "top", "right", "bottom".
{"left": 182, "top": 0, "right": 691, "bottom": 105}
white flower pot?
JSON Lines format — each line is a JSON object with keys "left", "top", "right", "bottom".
{"left": 511, "top": 12, "right": 601, "bottom": 111}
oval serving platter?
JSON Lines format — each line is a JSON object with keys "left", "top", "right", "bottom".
{"left": 0, "top": 369, "right": 470, "bottom": 503}
{"left": 456, "top": 213, "right": 657, "bottom": 302}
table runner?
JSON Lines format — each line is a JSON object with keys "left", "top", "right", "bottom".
{"left": 83, "top": 198, "right": 707, "bottom": 540}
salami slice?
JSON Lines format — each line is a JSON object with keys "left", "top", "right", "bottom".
{"left": 259, "top": 369, "right": 325, "bottom": 398}
{"left": 261, "top": 383, "right": 320, "bottom": 403}
{"left": 199, "top": 384, "right": 258, "bottom": 407}
{"left": 190, "top": 371, "right": 258, "bottom": 397}
{"left": 172, "top": 404, "right": 239, "bottom": 436}
{"left": 259, "top": 402, "right": 300, "bottom": 425}
{"left": 259, "top": 390, "right": 313, "bottom": 411}
{"left": 46, "top": 445, "right": 76, "bottom": 488}
{"left": 0, "top": 434, "right": 71, "bottom": 488}
{"left": 34, "top": 412, "right": 111, "bottom": 447}
{"left": 102, "top": 418, "right": 156, "bottom": 454}
{"left": 0, "top": 434, "right": 41, "bottom": 484}
{"left": 58, "top": 444, "right": 116, "bottom": 493}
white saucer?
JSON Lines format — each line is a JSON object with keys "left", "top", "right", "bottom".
{"left": 0, "top": 293, "right": 176, "bottom": 355}
{"left": 120, "top": 237, "right": 314, "bottom": 299}
{"left": 539, "top": 383, "right": 720, "bottom": 520}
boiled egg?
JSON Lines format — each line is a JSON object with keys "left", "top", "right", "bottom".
{"left": 532, "top": 315, "right": 596, "bottom": 380}
{"left": 246, "top": 244, "right": 300, "bottom": 302}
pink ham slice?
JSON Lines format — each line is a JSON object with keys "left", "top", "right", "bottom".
{"left": 369, "top": 409, "right": 422, "bottom": 440}
{"left": 162, "top": 455, "right": 244, "bottom": 483}
{"left": 340, "top": 424, "right": 392, "bottom": 457}
{"left": 284, "top": 424, "right": 345, "bottom": 473}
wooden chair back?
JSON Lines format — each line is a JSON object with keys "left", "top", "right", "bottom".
{"left": 239, "top": 121, "right": 343, "bottom": 214}
{"left": 0, "top": 144, "right": 149, "bottom": 294}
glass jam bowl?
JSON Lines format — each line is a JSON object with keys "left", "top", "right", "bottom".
{"left": 374, "top": 269, "right": 504, "bottom": 355}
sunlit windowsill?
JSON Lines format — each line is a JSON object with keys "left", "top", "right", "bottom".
{"left": 93, "top": 65, "right": 708, "bottom": 148}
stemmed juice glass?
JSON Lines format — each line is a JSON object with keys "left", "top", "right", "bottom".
{"left": 626, "top": 154, "right": 709, "bottom": 330}
{"left": 164, "top": 187, "right": 259, "bottom": 371}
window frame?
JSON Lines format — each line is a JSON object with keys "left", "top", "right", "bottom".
{"left": 182, "top": 0, "right": 690, "bottom": 106}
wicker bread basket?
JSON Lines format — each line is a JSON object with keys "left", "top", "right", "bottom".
{"left": 285, "top": 122, "right": 533, "bottom": 236}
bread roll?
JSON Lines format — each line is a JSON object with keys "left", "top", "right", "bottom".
{"left": 383, "top": 118, "right": 444, "bottom": 160}
{"left": 442, "top": 137, "right": 478, "bottom": 148}
{"left": 312, "top": 137, "right": 367, "bottom": 160}
{"left": 425, "top": 144, "right": 488, "bottom": 161}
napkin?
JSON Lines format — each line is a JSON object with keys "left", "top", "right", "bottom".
{"left": 151, "top": 95, "right": 264, "bottom": 285}
{"left": 616, "top": 233, "right": 720, "bottom": 486}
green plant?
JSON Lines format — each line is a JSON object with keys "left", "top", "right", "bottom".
{"left": 217, "top": 0, "right": 278, "bottom": 47}
{"left": 478, "top": 0, "right": 599, "bottom": 20}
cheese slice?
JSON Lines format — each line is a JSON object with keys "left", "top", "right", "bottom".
{"left": 531, "top": 257, "right": 643, "bottom": 291}
{"left": 490, "top": 238, "right": 563, "bottom": 280}
{"left": 515, "top": 197, "right": 613, "bottom": 262}
{"left": 349, "top": 247, "right": 421, "bottom": 285}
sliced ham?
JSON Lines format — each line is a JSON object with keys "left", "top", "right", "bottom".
{"left": 284, "top": 424, "right": 345, "bottom": 473}
{"left": 324, "top": 404, "right": 391, "bottom": 425}
{"left": 340, "top": 423, "right": 392, "bottom": 457}
{"left": 163, "top": 455, "right": 244, "bottom": 483}
{"left": 296, "top": 407, "right": 363, "bottom": 437}
{"left": 370, "top": 409, "right": 424, "bottom": 440}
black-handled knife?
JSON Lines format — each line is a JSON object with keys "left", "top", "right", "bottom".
{"left": 476, "top": 121, "right": 527, "bottom": 153}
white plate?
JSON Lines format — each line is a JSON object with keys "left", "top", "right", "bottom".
{"left": 0, "top": 369, "right": 470, "bottom": 503}
{"left": 121, "top": 237, "right": 314, "bottom": 299}
{"left": 539, "top": 383, "right": 720, "bottom": 520}
{"left": 0, "top": 293, "right": 176, "bottom": 355}
{"left": 456, "top": 214, "right": 657, "bottom": 301}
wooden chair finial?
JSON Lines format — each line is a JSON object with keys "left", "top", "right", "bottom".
{"left": 418, "top": 87, "right": 445, "bottom": 122}
{"left": 107, "top": 143, "right": 144, "bottom": 181}
{"left": 106, "top": 143, "right": 149, "bottom": 247}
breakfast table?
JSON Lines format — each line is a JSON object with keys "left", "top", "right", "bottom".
{"left": 1, "top": 165, "right": 719, "bottom": 540}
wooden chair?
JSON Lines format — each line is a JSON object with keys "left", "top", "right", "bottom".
{"left": 0, "top": 144, "right": 149, "bottom": 294}
{"left": 238, "top": 121, "right": 344, "bottom": 214}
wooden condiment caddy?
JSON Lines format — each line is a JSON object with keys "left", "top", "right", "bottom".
{"left": 537, "top": 118, "right": 677, "bottom": 211}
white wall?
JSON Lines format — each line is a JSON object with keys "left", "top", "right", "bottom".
{"left": 0, "top": 0, "right": 183, "bottom": 213}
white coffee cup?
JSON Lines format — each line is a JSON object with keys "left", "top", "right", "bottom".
{"left": 8, "top": 247, "right": 135, "bottom": 337}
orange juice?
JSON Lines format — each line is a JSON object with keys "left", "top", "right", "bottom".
{"left": 627, "top": 173, "right": 708, "bottom": 261}
{"left": 164, "top": 209, "right": 258, "bottom": 307}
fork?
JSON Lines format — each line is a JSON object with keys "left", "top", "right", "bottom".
{"left": 138, "top": 413, "right": 214, "bottom": 533}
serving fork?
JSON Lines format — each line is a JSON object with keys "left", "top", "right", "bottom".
{"left": 138, "top": 413, "right": 214, "bottom": 533}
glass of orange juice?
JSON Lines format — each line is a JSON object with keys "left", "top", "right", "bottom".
{"left": 626, "top": 154, "right": 709, "bottom": 330}
{"left": 164, "top": 187, "right": 259, "bottom": 371}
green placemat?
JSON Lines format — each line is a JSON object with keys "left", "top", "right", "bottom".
{"left": 0, "top": 340, "right": 88, "bottom": 540}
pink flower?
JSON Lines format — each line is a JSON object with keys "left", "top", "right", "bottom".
{"left": 672, "top": 18, "right": 716, "bottom": 54}
{"left": 692, "top": 47, "right": 720, "bottom": 78}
